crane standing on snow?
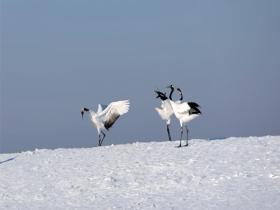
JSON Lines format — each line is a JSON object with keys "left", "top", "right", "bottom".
{"left": 167, "top": 86, "right": 201, "bottom": 147}
{"left": 81, "top": 100, "right": 130, "bottom": 146}
{"left": 154, "top": 90, "right": 174, "bottom": 141}
{"left": 154, "top": 84, "right": 180, "bottom": 141}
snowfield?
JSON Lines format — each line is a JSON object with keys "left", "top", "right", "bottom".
{"left": 1, "top": 136, "right": 280, "bottom": 210}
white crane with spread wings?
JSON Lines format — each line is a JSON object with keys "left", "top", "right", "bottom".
{"left": 81, "top": 100, "right": 130, "bottom": 146}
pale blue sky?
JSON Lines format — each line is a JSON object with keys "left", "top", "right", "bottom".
{"left": 1, "top": 0, "right": 280, "bottom": 153}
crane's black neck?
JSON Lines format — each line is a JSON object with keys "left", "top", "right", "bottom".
{"left": 169, "top": 86, "right": 175, "bottom": 100}
{"left": 177, "top": 88, "right": 183, "bottom": 101}
{"left": 179, "top": 94, "right": 183, "bottom": 101}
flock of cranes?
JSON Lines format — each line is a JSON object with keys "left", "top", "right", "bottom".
{"left": 155, "top": 85, "right": 201, "bottom": 147}
{"left": 81, "top": 85, "right": 201, "bottom": 147}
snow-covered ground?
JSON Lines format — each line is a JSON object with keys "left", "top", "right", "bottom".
{"left": 0, "top": 136, "right": 280, "bottom": 210}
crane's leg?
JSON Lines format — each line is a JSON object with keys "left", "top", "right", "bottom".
{"left": 98, "top": 134, "right": 101, "bottom": 146}
{"left": 100, "top": 131, "right": 106, "bottom": 146}
{"left": 185, "top": 126, "right": 189, "bottom": 147}
{"left": 167, "top": 124, "right": 172, "bottom": 141}
{"left": 178, "top": 126, "right": 183, "bottom": 147}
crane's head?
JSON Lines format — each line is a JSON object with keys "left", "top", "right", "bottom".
{"left": 154, "top": 90, "right": 168, "bottom": 100}
{"left": 155, "top": 90, "right": 163, "bottom": 98}
{"left": 166, "top": 84, "right": 175, "bottom": 89}
{"left": 80, "top": 107, "right": 89, "bottom": 119}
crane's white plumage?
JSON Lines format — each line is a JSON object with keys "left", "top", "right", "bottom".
{"left": 169, "top": 100, "right": 194, "bottom": 126}
{"left": 170, "top": 101, "right": 190, "bottom": 117}
{"left": 168, "top": 88, "right": 201, "bottom": 147}
{"left": 155, "top": 100, "right": 173, "bottom": 125}
{"left": 154, "top": 88, "right": 176, "bottom": 141}
{"left": 81, "top": 100, "right": 130, "bottom": 146}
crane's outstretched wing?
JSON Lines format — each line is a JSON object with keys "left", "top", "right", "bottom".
{"left": 97, "top": 104, "right": 108, "bottom": 114}
{"left": 99, "top": 100, "right": 130, "bottom": 130}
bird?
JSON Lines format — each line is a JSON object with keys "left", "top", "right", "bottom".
{"left": 154, "top": 90, "right": 173, "bottom": 141}
{"left": 154, "top": 84, "right": 177, "bottom": 141}
{"left": 81, "top": 100, "right": 130, "bottom": 146}
{"left": 167, "top": 86, "right": 201, "bottom": 147}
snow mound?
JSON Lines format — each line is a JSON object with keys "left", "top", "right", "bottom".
{"left": 1, "top": 136, "right": 280, "bottom": 209}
